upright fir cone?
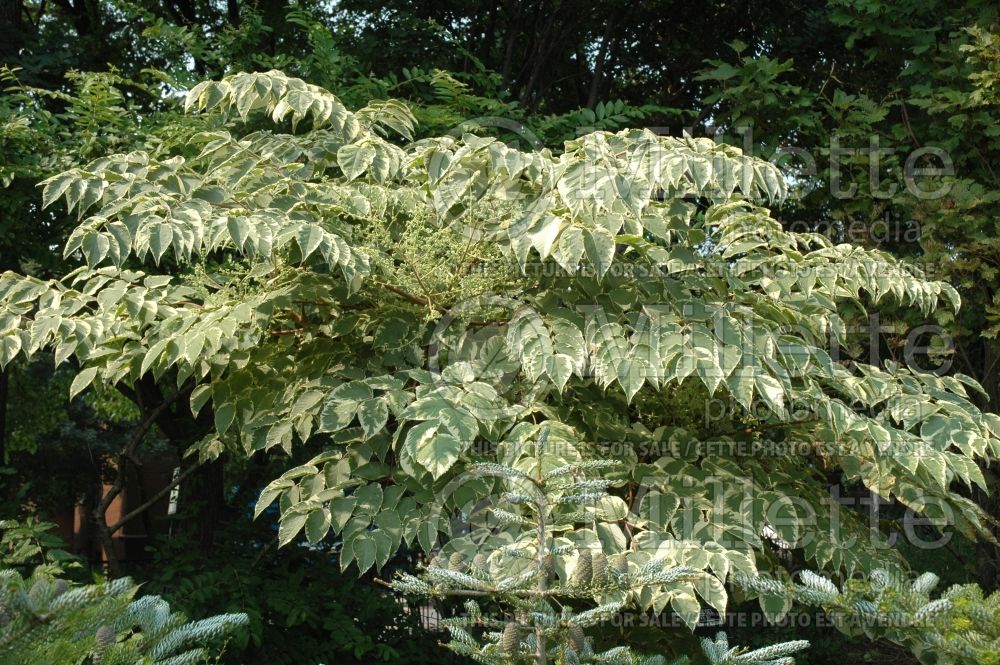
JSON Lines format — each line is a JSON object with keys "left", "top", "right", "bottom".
{"left": 541, "top": 551, "right": 556, "bottom": 579}
{"left": 501, "top": 621, "right": 519, "bottom": 653}
{"left": 95, "top": 625, "right": 115, "bottom": 648}
{"left": 572, "top": 550, "right": 592, "bottom": 586}
{"left": 448, "top": 551, "right": 464, "bottom": 572}
{"left": 591, "top": 551, "right": 607, "bottom": 584}
{"left": 472, "top": 552, "right": 488, "bottom": 571}
{"left": 614, "top": 554, "right": 629, "bottom": 577}
{"left": 93, "top": 624, "right": 115, "bottom": 664}
{"left": 567, "top": 624, "right": 586, "bottom": 652}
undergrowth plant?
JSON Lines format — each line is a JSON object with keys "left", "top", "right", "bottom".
{"left": 0, "top": 519, "right": 247, "bottom": 665}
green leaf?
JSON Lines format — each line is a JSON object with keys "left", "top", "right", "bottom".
{"left": 595, "top": 495, "right": 628, "bottom": 521}
{"left": 331, "top": 496, "right": 357, "bottom": 533}
{"left": 760, "top": 591, "right": 792, "bottom": 624}
{"left": 337, "top": 142, "right": 376, "bottom": 180}
{"left": 190, "top": 384, "right": 213, "bottom": 417}
{"left": 305, "top": 509, "right": 331, "bottom": 544}
{"left": 373, "top": 530, "right": 394, "bottom": 569}
{"left": 687, "top": 156, "right": 713, "bottom": 191}
{"left": 552, "top": 226, "right": 584, "bottom": 272}
{"left": 438, "top": 406, "right": 478, "bottom": 441}
{"left": 352, "top": 534, "right": 377, "bottom": 573}
{"left": 149, "top": 223, "right": 174, "bottom": 264}
{"left": 82, "top": 233, "right": 110, "bottom": 267}
{"left": 140, "top": 339, "right": 169, "bottom": 376}
{"left": 433, "top": 170, "right": 473, "bottom": 212}
{"left": 528, "top": 215, "right": 562, "bottom": 259}
{"left": 617, "top": 358, "right": 647, "bottom": 403}
{"left": 670, "top": 591, "right": 701, "bottom": 630}
{"left": 278, "top": 511, "right": 309, "bottom": 546}
{"left": 415, "top": 431, "right": 463, "bottom": 479}
{"left": 416, "top": 514, "right": 436, "bottom": 553}
{"left": 183, "top": 331, "right": 206, "bottom": 365}
{"left": 545, "top": 354, "right": 574, "bottom": 392}
{"left": 374, "top": 510, "right": 403, "bottom": 543}
{"left": 404, "top": 420, "right": 438, "bottom": 457}
{"left": 584, "top": 227, "right": 615, "bottom": 279}
{"left": 255, "top": 479, "right": 292, "bottom": 519}
{"left": 693, "top": 572, "right": 728, "bottom": 614}
{"left": 296, "top": 224, "right": 325, "bottom": 261}
{"left": 640, "top": 491, "right": 680, "bottom": 529}
{"left": 69, "top": 367, "right": 99, "bottom": 400}
{"left": 227, "top": 217, "right": 251, "bottom": 251}
{"left": 354, "top": 483, "right": 383, "bottom": 516}
{"left": 755, "top": 372, "right": 786, "bottom": 417}
{"left": 290, "top": 389, "right": 325, "bottom": 419}
{"left": 41, "top": 172, "right": 76, "bottom": 209}
{"left": 319, "top": 399, "right": 358, "bottom": 433}
{"left": 401, "top": 397, "right": 451, "bottom": 421}
{"left": 358, "top": 398, "right": 389, "bottom": 439}
{"left": 332, "top": 381, "right": 373, "bottom": 401}
{"left": 214, "top": 402, "right": 236, "bottom": 435}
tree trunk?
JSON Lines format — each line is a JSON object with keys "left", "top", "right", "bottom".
{"left": 973, "top": 340, "right": 1000, "bottom": 589}
{"left": 0, "top": 0, "right": 24, "bottom": 64}
{"left": 0, "top": 368, "right": 8, "bottom": 465}
{"left": 586, "top": 18, "right": 618, "bottom": 109}
{"left": 226, "top": 0, "right": 240, "bottom": 27}
{"left": 131, "top": 378, "right": 223, "bottom": 549}
{"left": 185, "top": 458, "right": 225, "bottom": 549}
{"left": 0, "top": 0, "right": 21, "bottom": 27}
{"left": 518, "top": 3, "right": 560, "bottom": 109}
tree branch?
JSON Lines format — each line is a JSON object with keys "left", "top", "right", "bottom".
{"left": 586, "top": 11, "right": 623, "bottom": 109}
{"left": 533, "top": 454, "right": 547, "bottom": 665}
{"left": 382, "top": 282, "right": 431, "bottom": 306}
{"left": 106, "top": 461, "right": 203, "bottom": 534}
{"left": 93, "top": 386, "right": 192, "bottom": 576}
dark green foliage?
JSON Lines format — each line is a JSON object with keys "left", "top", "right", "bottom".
{"left": 0, "top": 519, "right": 247, "bottom": 665}
{"left": 139, "top": 517, "right": 460, "bottom": 665}
{"left": 0, "top": 517, "right": 76, "bottom": 571}
{"left": 0, "top": 566, "right": 248, "bottom": 665}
